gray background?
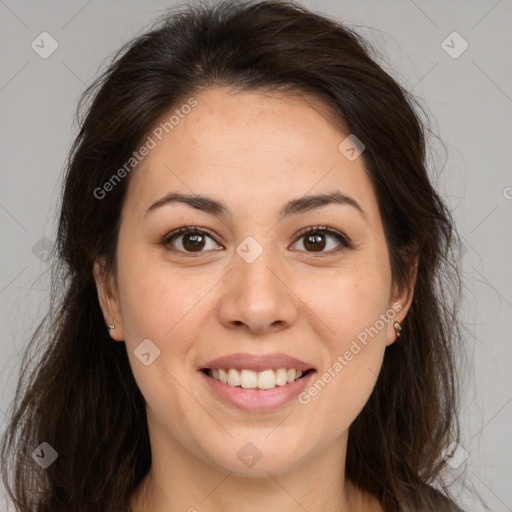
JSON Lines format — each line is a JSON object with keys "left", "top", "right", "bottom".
{"left": 1, "top": 0, "right": 511, "bottom": 510}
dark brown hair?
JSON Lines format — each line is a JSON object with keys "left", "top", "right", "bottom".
{"left": 1, "top": 1, "right": 467, "bottom": 510}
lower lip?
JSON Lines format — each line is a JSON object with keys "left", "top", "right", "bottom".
{"left": 199, "top": 370, "right": 316, "bottom": 412}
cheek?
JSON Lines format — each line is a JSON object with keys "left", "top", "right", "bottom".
{"left": 296, "top": 267, "right": 391, "bottom": 419}
{"left": 117, "top": 266, "right": 207, "bottom": 421}
{"left": 116, "top": 259, "right": 216, "bottom": 394}
{"left": 117, "top": 259, "right": 206, "bottom": 343}
{"left": 301, "top": 265, "right": 391, "bottom": 353}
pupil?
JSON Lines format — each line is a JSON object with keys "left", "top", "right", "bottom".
{"left": 305, "top": 234, "right": 325, "bottom": 252}
{"left": 184, "top": 233, "right": 205, "bottom": 251}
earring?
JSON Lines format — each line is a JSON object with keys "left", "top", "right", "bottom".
{"left": 393, "top": 320, "right": 402, "bottom": 338}
{"left": 107, "top": 324, "right": 115, "bottom": 331}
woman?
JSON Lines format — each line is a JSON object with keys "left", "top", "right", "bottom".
{"left": 1, "top": 1, "right": 467, "bottom": 510}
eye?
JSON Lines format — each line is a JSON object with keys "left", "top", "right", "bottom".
{"left": 161, "top": 226, "right": 222, "bottom": 254}
{"left": 290, "top": 225, "right": 351, "bottom": 254}
{"left": 161, "top": 224, "right": 351, "bottom": 255}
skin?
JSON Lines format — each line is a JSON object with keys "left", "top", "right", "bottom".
{"left": 94, "top": 87, "right": 416, "bottom": 512}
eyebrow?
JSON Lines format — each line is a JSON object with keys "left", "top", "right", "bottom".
{"left": 144, "top": 191, "right": 367, "bottom": 221}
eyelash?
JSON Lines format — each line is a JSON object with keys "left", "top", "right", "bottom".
{"left": 161, "top": 224, "right": 351, "bottom": 256}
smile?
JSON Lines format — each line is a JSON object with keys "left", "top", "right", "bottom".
{"left": 199, "top": 367, "right": 316, "bottom": 413}
{"left": 202, "top": 367, "right": 313, "bottom": 390}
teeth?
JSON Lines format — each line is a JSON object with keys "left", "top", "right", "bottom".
{"left": 257, "top": 369, "right": 275, "bottom": 389}
{"left": 287, "top": 369, "right": 296, "bottom": 383}
{"left": 218, "top": 368, "right": 228, "bottom": 384}
{"left": 240, "top": 369, "right": 258, "bottom": 389}
{"left": 207, "top": 368, "right": 307, "bottom": 389}
{"left": 275, "top": 368, "right": 288, "bottom": 386}
{"left": 227, "top": 368, "right": 241, "bottom": 387}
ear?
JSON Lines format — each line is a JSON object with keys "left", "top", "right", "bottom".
{"left": 385, "top": 258, "right": 418, "bottom": 346}
{"left": 93, "top": 258, "right": 125, "bottom": 341}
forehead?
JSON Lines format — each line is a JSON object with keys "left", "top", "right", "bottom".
{"left": 124, "top": 87, "right": 379, "bottom": 222}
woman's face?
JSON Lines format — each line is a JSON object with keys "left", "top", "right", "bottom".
{"left": 95, "top": 87, "right": 412, "bottom": 477}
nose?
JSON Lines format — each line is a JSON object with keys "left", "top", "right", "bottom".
{"left": 217, "top": 243, "right": 299, "bottom": 334}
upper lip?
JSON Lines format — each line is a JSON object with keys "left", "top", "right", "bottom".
{"left": 200, "top": 353, "right": 316, "bottom": 373}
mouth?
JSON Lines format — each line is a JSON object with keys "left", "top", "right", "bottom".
{"left": 198, "top": 352, "right": 317, "bottom": 412}
{"left": 200, "top": 367, "right": 315, "bottom": 390}
{"left": 198, "top": 365, "right": 317, "bottom": 412}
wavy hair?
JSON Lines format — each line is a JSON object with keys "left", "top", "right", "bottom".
{"left": 1, "top": 1, "right": 466, "bottom": 510}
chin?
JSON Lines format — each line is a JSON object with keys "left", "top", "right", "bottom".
{"left": 194, "top": 432, "right": 312, "bottom": 477}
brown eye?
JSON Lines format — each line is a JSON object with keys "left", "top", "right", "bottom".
{"left": 303, "top": 233, "right": 327, "bottom": 252}
{"left": 291, "top": 226, "right": 350, "bottom": 254}
{"left": 161, "top": 225, "right": 350, "bottom": 256}
{"left": 181, "top": 232, "right": 207, "bottom": 251}
{"left": 162, "top": 227, "right": 221, "bottom": 254}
